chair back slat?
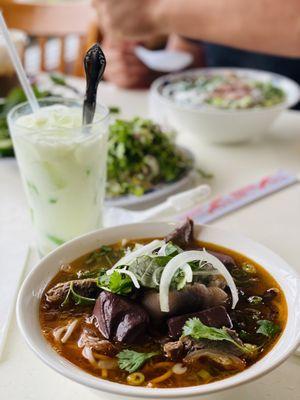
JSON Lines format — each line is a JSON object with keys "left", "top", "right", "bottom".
{"left": 0, "top": 1, "right": 99, "bottom": 76}
{"left": 37, "top": 37, "right": 47, "bottom": 71}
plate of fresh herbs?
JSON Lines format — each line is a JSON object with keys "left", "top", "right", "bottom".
{"left": 105, "top": 117, "right": 195, "bottom": 207}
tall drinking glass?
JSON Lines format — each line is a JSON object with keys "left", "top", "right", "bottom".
{"left": 8, "top": 98, "right": 109, "bottom": 255}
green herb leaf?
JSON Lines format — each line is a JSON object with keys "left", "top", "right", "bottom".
{"left": 98, "top": 270, "right": 134, "bottom": 295}
{"left": 164, "top": 242, "right": 182, "bottom": 256}
{"left": 182, "top": 318, "right": 254, "bottom": 354}
{"left": 127, "top": 252, "right": 189, "bottom": 290}
{"left": 61, "top": 281, "right": 96, "bottom": 307}
{"left": 117, "top": 350, "right": 159, "bottom": 373}
{"left": 128, "top": 255, "right": 170, "bottom": 289}
{"left": 256, "top": 320, "right": 281, "bottom": 338}
{"left": 85, "top": 246, "right": 124, "bottom": 267}
{"left": 69, "top": 282, "right": 96, "bottom": 305}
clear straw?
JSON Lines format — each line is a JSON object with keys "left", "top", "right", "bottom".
{"left": 0, "top": 12, "right": 39, "bottom": 112}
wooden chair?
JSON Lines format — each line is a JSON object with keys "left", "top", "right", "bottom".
{"left": 0, "top": 1, "right": 100, "bottom": 76}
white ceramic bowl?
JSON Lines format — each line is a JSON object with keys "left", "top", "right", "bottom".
{"left": 17, "top": 222, "right": 300, "bottom": 399}
{"left": 149, "top": 68, "right": 300, "bottom": 144}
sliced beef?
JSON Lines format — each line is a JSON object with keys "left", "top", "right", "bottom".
{"left": 207, "top": 274, "right": 227, "bottom": 289}
{"left": 77, "top": 328, "right": 118, "bottom": 356}
{"left": 183, "top": 348, "right": 245, "bottom": 371}
{"left": 45, "top": 278, "right": 100, "bottom": 304}
{"left": 208, "top": 251, "right": 236, "bottom": 270}
{"left": 167, "top": 305, "right": 232, "bottom": 338}
{"left": 163, "top": 340, "right": 184, "bottom": 361}
{"left": 164, "top": 334, "right": 245, "bottom": 371}
{"left": 93, "top": 291, "right": 149, "bottom": 344}
{"left": 141, "top": 283, "right": 228, "bottom": 320}
{"left": 165, "top": 218, "right": 194, "bottom": 248}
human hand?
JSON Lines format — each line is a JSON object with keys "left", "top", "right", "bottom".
{"left": 102, "top": 39, "right": 156, "bottom": 88}
{"left": 93, "top": 0, "right": 165, "bottom": 40}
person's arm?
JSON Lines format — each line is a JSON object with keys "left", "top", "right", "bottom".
{"left": 162, "top": 0, "right": 300, "bottom": 57}
{"left": 94, "top": 0, "right": 300, "bottom": 57}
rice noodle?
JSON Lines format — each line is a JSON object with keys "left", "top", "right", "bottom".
{"left": 82, "top": 346, "right": 97, "bottom": 366}
{"left": 97, "top": 359, "right": 118, "bottom": 370}
{"left": 109, "top": 240, "right": 165, "bottom": 271}
{"left": 53, "top": 326, "right": 66, "bottom": 342}
{"left": 52, "top": 319, "right": 78, "bottom": 343}
{"left": 157, "top": 243, "right": 168, "bottom": 256}
{"left": 82, "top": 346, "right": 118, "bottom": 370}
{"left": 159, "top": 250, "right": 239, "bottom": 312}
{"left": 61, "top": 319, "right": 78, "bottom": 343}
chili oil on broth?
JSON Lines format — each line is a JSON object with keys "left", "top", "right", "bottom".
{"left": 39, "top": 239, "right": 287, "bottom": 388}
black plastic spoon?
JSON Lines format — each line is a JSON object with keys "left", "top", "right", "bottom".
{"left": 82, "top": 43, "right": 106, "bottom": 125}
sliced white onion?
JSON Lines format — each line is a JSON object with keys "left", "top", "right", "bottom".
{"left": 157, "top": 243, "right": 168, "bottom": 256}
{"left": 159, "top": 259, "right": 194, "bottom": 312}
{"left": 110, "top": 268, "right": 140, "bottom": 289}
{"left": 181, "top": 263, "right": 193, "bottom": 283}
{"left": 159, "top": 250, "right": 239, "bottom": 312}
{"left": 109, "top": 239, "right": 165, "bottom": 271}
{"left": 152, "top": 267, "right": 163, "bottom": 286}
{"left": 172, "top": 363, "right": 187, "bottom": 375}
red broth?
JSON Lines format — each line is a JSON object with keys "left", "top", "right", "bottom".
{"left": 40, "top": 239, "right": 287, "bottom": 388}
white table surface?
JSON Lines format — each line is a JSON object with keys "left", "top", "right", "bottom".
{"left": 1, "top": 81, "right": 300, "bottom": 400}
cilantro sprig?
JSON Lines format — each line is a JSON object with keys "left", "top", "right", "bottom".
{"left": 98, "top": 270, "right": 134, "bottom": 295}
{"left": 117, "top": 350, "right": 159, "bottom": 373}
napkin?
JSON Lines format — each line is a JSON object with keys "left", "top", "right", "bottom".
{"left": 0, "top": 159, "right": 32, "bottom": 359}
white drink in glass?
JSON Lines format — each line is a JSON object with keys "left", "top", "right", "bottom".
{"left": 8, "top": 98, "right": 109, "bottom": 255}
